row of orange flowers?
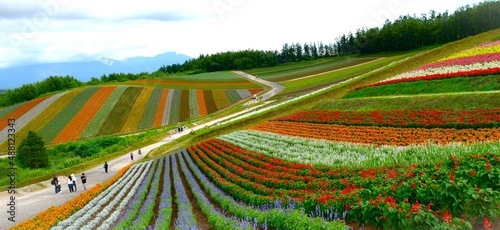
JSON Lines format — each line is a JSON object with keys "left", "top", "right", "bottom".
{"left": 11, "top": 165, "right": 132, "bottom": 230}
{"left": 250, "top": 121, "right": 500, "bottom": 146}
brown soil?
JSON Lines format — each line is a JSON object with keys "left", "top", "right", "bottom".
{"left": 149, "top": 156, "right": 166, "bottom": 227}
{"left": 169, "top": 155, "right": 178, "bottom": 230}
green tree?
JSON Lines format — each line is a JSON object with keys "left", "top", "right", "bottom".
{"left": 17, "top": 130, "right": 48, "bottom": 169}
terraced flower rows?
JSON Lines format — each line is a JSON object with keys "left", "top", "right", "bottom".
{"left": 21, "top": 151, "right": 347, "bottom": 230}
{"left": 275, "top": 109, "right": 500, "bottom": 129}
{"left": 0, "top": 86, "right": 261, "bottom": 147}
{"left": 350, "top": 40, "right": 500, "bottom": 92}
{"left": 202, "top": 136, "right": 499, "bottom": 229}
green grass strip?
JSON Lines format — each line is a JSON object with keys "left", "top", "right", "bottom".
{"left": 138, "top": 88, "right": 163, "bottom": 130}
{"left": 224, "top": 90, "right": 242, "bottom": 104}
{"left": 314, "top": 91, "right": 500, "bottom": 111}
{"left": 278, "top": 55, "right": 408, "bottom": 96}
{"left": 344, "top": 74, "right": 500, "bottom": 98}
{"left": 80, "top": 86, "right": 127, "bottom": 139}
{"left": 168, "top": 89, "right": 182, "bottom": 125}
{"left": 179, "top": 90, "right": 190, "bottom": 122}
{"left": 203, "top": 90, "right": 217, "bottom": 114}
{"left": 39, "top": 87, "right": 100, "bottom": 144}
{"left": 189, "top": 89, "right": 200, "bottom": 120}
{"left": 97, "top": 87, "right": 143, "bottom": 136}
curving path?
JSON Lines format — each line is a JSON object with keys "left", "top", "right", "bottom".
{"left": 232, "top": 71, "right": 285, "bottom": 101}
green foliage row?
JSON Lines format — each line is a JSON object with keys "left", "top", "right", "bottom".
{"left": 314, "top": 91, "right": 500, "bottom": 112}
{"left": 344, "top": 74, "right": 500, "bottom": 98}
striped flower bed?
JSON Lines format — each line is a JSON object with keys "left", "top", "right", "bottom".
{"left": 0, "top": 92, "right": 66, "bottom": 145}
{"left": 197, "top": 90, "right": 208, "bottom": 116}
{"left": 39, "top": 87, "right": 100, "bottom": 144}
{"left": 52, "top": 87, "right": 116, "bottom": 144}
{"left": 138, "top": 88, "right": 163, "bottom": 130}
{"left": 80, "top": 86, "right": 127, "bottom": 139}
{"left": 189, "top": 89, "right": 201, "bottom": 120}
{"left": 0, "top": 95, "right": 51, "bottom": 131}
{"left": 154, "top": 89, "right": 169, "bottom": 127}
{"left": 168, "top": 89, "right": 182, "bottom": 125}
{"left": 0, "top": 90, "right": 81, "bottom": 151}
{"left": 121, "top": 87, "right": 154, "bottom": 133}
{"left": 352, "top": 41, "right": 500, "bottom": 91}
{"left": 97, "top": 87, "right": 143, "bottom": 136}
{"left": 0, "top": 87, "right": 261, "bottom": 146}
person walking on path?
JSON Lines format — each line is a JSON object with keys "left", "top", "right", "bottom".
{"left": 67, "top": 175, "right": 74, "bottom": 193}
{"left": 71, "top": 174, "right": 77, "bottom": 192}
{"left": 80, "top": 173, "right": 87, "bottom": 190}
{"left": 130, "top": 152, "right": 134, "bottom": 161}
{"left": 52, "top": 174, "right": 61, "bottom": 194}
{"left": 104, "top": 161, "right": 108, "bottom": 173}
{"left": 138, "top": 149, "right": 142, "bottom": 158}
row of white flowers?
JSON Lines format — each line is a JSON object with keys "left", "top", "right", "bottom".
{"left": 92, "top": 161, "right": 152, "bottom": 230}
{"left": 379, "top": 61, "right": 500, "bottom": 83}
{"left": 218, "top": 130, "right": 500, "bottom": 168}
{"left": 51, "top": 161, "right": 151, "bottom": 229}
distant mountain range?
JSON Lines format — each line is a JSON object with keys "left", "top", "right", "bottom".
{"left": 0, "top": 52, "right": 191, "bottom": 89}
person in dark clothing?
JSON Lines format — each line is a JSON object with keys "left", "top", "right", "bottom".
{"left": 81, "top": 173, "right": 87, "bottom": 190}
{"left": 104, "top": 162, "right": 108, "bottom": 173}
{"left": 53, "top": 174, "right": 61, "bottom": 194}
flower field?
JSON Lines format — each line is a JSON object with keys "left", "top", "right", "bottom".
{"left": 275, "top": 109, "right": 500, "bottom": 129}
{"left": 16, "top": 151, "right": 347, "bottom": 230}
{"left": 0, "top": 86, "right": 261, "bottom": 147}
{"left": 351, "top": 40, "right": 500, "bottom": 92}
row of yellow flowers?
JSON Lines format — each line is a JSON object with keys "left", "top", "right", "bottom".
{"left": 11, "top": 165, "right": 132, "bottom": 230}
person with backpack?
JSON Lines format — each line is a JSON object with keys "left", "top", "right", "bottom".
{"left": 104, "top": 162, "right": 108, "bottom": 173}
{"left": 81, "top": 173, "right": 87, "bottom": 190}
{"left": 138, "top": 149, "right": 142, "bottom": 158}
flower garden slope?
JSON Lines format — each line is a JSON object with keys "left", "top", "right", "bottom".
{"left": 0, "top": 89, "right": 82, "bottom": 151}
{"left": 0, "top": 92, "right": 66, "bottom": 146}
{"left": 350, "top": 40, "right": 500, "bottom": 93}
{"left": 137, "top": 88, "right": 163, "bottom": 130}
{"left": 39, "top": 87, "right": 100, "bottom": 144}
{"left": 121, "top": 87, "right": 154, "bottom": 133}
{"left": 97, "top": 87, "right": 143, "bottom": 136}
{"left": 80, "top": 86, "right": 127, "bottom": 139}
{"left": 0, "top": 95, "right": 50, "bottom": 131}
{"left": 52, "top": 86, "right": 116, "bottom": 144}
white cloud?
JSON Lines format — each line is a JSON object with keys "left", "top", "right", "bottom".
{"left": 0, "top": 0, "right": 483, "bottom": 68}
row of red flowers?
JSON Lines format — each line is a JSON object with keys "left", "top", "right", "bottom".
{"left": 186, "top": 139, "right": 500, "bottom": 229}
{"left": 275, "top": 109, "right": 500, "bottom": 129}
{"left": 350, "top": 67, "right": 500, "bottom": 92}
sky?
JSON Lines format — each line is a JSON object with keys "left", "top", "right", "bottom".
{"left": 0, "top": 0, "right": 482, "bottom": 68}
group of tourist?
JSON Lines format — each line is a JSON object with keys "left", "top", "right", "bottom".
{"left": 52, "top": 173, "right": 87, "bottom": 194}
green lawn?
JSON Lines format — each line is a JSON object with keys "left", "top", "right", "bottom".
{"left": 313, "top": 91, "right": 500, "bottom": 111}
{"left": 246, "top": 56, "right": 382, "bottom": 82}
{"left": 344, "top": 75, "right": 500, "bottom": 98}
